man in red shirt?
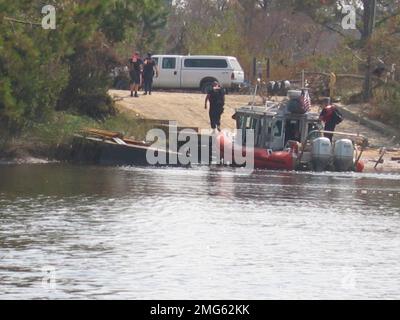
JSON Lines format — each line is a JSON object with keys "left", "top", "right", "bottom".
{"left": 319, "top": 98, "right": 342, "bottom": 141}
{"left": 129, "top": 52, "right": 143, "bottom": 98}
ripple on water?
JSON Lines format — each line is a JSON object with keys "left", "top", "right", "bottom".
{"left": 0, "top": 165, "right": 400, "bottom": 299}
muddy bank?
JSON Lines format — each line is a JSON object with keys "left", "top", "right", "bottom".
{"left": 0, "top": 140, "right": 73, "bottom": 165}
{"left": 1, "top": 137, "right": 399, "bottom": 173}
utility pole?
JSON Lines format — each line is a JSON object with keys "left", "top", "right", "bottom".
{"left": 363, "top": 0, "right": 377, "bottom": 102}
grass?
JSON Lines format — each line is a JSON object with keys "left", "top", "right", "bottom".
{"left": 23, "top": 111, "right": 153, "bottom": 144}
{"left": 100, "top": 112, "right": 154, "bottom": 141}
{"left": 0, "top": 110, "right": 155, "bottom": 160}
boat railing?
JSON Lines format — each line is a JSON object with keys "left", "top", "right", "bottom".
{"left": 297, "top": 130, "right": 368, "bottom": 164}
{"left": 302, "top": 130, "right": 368, "bottom": 147}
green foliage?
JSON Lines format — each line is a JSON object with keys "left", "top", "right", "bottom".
{"left": 25, "top": 111, "right": 152, "bottom": 147}
{"left": 100, "top": 0, "right": 140, "bottom": 43}
{"left": 57, "top": 34, "right": 119, "bottom": 119}
{"left": 27, "top": 113, "right": 97, "bottom": 146}
{"left": 0, "top": 0, "right": 70, "bottom": 132}
{"left": 101, "top": 113, "right": 154, "bottom": 140}
{"left": 0, "top": 0, "right": 168, "bottom": 136}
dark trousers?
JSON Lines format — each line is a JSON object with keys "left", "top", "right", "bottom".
{"left": 324, "top": 121, "right": 336, "bottom": 141}
{"left": 143, "top": 76, "right": 153, "bottom": 93}
{"left": 209, "top": 105, "right": 224, "bottom": 129}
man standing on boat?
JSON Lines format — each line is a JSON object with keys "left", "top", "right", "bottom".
{"left": 319, "top": 98, "right": 343, "bottom": 141}
{"left": 205, "top": 81, "right": 225, "bottom": 133}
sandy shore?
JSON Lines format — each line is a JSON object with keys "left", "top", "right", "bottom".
{"left": 110, "top": 90, "right": 249, "bottom": 130}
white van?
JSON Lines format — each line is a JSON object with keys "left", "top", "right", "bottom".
{"left": 151, "top": 55, "right": 245, "bottom": 92}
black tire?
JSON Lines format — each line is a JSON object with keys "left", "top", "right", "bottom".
{"left": 200, "top": 77, "right": 220, "bottom": 93}
{"left": 201, "top": 81, "right": 214, "bottom": 93}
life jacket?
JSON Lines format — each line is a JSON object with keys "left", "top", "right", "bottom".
{"left": 320, "top": 105, "right": 343, "bottom": 124}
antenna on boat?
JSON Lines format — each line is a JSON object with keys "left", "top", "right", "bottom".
{"left": 251, "top": 78, "right": 260, "bottom": 110}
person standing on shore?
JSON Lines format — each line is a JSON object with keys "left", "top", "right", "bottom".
{"left": 142, "top": 53, "right": 158, "bottom": 95}
{"left": 129, "top": 52, "right": 143, "bottom": 98}
{"left": 319, "top": 97, "right": 343, "bottom": 141}
{"left": 205, "top": 81, "right": 225, "bottom": 133}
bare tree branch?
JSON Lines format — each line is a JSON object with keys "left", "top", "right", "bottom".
{"left": 3, "top": 16, "right": 42, "bottom": 27}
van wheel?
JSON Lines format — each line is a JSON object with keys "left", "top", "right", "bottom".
{"left": 200, "top": 80, "right": 216, "bottom": 93}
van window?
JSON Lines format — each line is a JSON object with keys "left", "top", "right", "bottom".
{"left": 162, "top": 58, "right": 176, "bottom": 69}
{"left": 153, "top": 57, "right": 159, "bottom": 65}
{"left": 184, "top": 59, "right": 228, "bottom": 68}
{"left": 229, "top": 58, "right": 243, "bottom": 71}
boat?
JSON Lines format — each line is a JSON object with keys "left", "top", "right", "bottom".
{"left": 217, "top": 92, "right": 367, "bottom": 172}
{"left": 71, "top": 128, "right": 181, "bottom": 166}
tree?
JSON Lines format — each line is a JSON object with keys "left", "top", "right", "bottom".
{"left": 0, "top": 0, "right": 71, "bottom": 132}
{"left": 101, "top": 0, "right": 168, "bottom": 50}
{"left": 0, "top": 0, "right": 169, "bottom": 134}
{"left": 291, "top": 0, "right": 400, "bottom": 101}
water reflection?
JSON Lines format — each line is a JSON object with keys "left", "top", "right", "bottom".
{"left": 0, "top": 164, "right": 400, "bottom": 299}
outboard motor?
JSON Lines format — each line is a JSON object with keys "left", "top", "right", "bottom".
{"left": 334, "top": 139, "right": 354, "bottom": 171}
{"left": 312, "top": 137, "right": 332, "bottom": 171}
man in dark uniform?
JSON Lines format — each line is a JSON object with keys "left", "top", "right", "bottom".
{"left": 129, "top": 52, "right": 143, "bottom": 98}
{"left": 205, "top": 81, "right": 225, "bottom": 132}
{"left": 142, "top": 53, "right": 158, "bottom": 95}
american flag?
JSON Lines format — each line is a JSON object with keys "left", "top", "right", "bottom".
{"left": 301, "top": 89, "right": 311, "bottom": 112}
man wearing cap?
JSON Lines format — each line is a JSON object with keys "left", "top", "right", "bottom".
{"left": 129, "top": 52, "right": 143, "bottom": 98}
{"left": 205, "top": 81, "right": 225, "bottom": 133}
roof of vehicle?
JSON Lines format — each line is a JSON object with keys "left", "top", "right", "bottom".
{"left": 152, "top": 54, "right": 238, "bottom": 59}
{"left": 236, "top": 104, "right": 320, "bottom": 121}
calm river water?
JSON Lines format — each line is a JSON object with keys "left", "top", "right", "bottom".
{"left": 0, "top": 164, "right": 399, "bottom": 299}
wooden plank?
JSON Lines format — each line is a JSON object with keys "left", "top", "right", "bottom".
{"left": 83, "top": 128, "right": 123, "bottom": 139}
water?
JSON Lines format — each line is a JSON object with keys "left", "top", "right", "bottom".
{"left": 0, "top": 164, "right": 400, "bottom": 299}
